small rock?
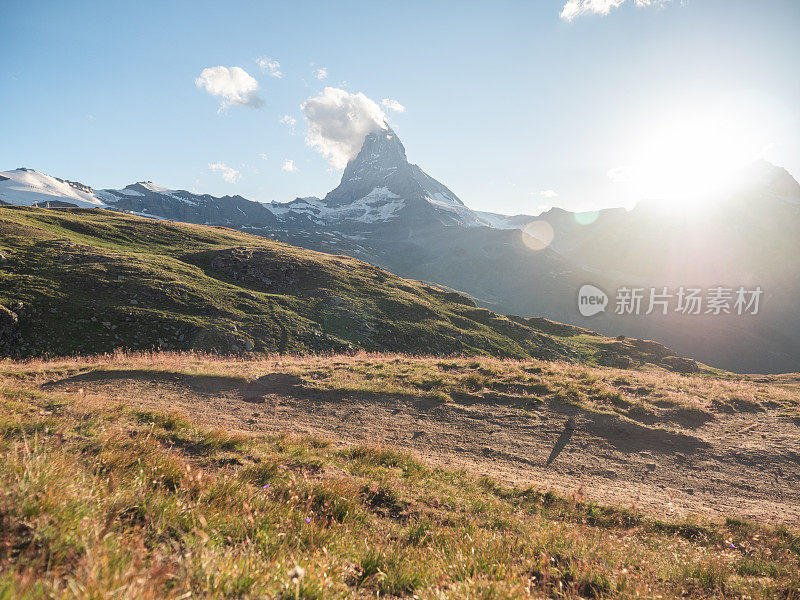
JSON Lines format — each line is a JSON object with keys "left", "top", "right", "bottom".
{"left": 0, "top": 305, "right": 22, "bottom": 354}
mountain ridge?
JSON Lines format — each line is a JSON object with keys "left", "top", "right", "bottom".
{"left": 0, "top": 204, "right": 708, "bottom": 375}
{"left": 2, "top": 130, "right": 799, "bottom": 372}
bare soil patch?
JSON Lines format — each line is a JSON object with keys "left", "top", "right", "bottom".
{"left": 46, "top": 369, "right": 800, "bottom": 525}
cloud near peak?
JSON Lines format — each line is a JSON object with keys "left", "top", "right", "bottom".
{"left": 301, "top": 87, "right": 387, "bottom": 169}
{"left": 381, "top": 98, "right": 406, "bottom": 113}
{"left": 195, "top": 66, "right": 263, "bottom": 111}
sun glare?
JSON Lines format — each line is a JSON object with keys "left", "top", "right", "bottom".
{"left": 618, "top": 94, "right": 788, "bottom": 209}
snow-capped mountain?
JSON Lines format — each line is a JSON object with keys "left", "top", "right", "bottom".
{"left": 0, "top": 129, "right": 492, "bottom": 230}
{"left": 100, "top": 182, "right": 279, "bottom": 227}
{"left": 0, "top": 169, "right": 279, "bottom": 227}
{"left": 268, "top": 127, "right": 490, "bottom": 229}
{"left": 0, "top": 168, "right": 105, "bottom": 208}
{"left": 2, "top": 131, "right": 800, "bottom": 372}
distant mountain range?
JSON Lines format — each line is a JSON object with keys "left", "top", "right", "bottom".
{"left": 2, "top": 128, "right": 799, "bottom": 372}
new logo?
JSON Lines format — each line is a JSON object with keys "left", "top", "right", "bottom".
{"left": 577, "top": 284, "right": 608, "bottom": 317}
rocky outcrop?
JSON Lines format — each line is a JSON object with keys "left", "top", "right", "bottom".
{"left": 660, "top": 355, "right": 701, "bottom": 373}
{"left": 597, "top": 337, "right": 701, "bottom": 373}
{"left": 0, "top": 305, "right": 22, "bottom": 356}
{"left": 206, "top": 248, "right": 302, "bottom": 291}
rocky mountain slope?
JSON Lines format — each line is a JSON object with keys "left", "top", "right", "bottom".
{"left": 2, "top": 133, "right": 799, "bottom": 372}
{"left": 0, "top": 205, "right": 704, "bottom": 372}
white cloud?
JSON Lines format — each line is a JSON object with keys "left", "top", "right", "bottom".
{"left": 208, "top": 162, "right": 241, "bottom": 183}
{"left": 280, "top": 114, "right": 297, "bottom": 135}
{"left": 258, "top": 153, "right": 268, "bottom": 161}
{"left": 195, "top": 66, "right": 263, "bottom": 111}
{"left": 607, "top": 165, "right": 634, "bottom": 183}
{"left": 381, "top": 98, "right": 406, "bottom": 113}
{"left": 313, "top": 67, "right": 328, "bottom": 80}
{"left": 560, "top": 0, "right": 623, "bottom": 20}
{"left": 256, "top": 56, "right": 282, "bottom": 78}
{"left": 539, "top": 189, "right": 559, "bottom": 198}
{"left": 281, "top": 159, "right": 298, "bottom": 172}
{"left": 560, "top": 0, "right": 671, "bottom": 21}
{"left": 301, "top": 87, "right": 387, "bottom": 169}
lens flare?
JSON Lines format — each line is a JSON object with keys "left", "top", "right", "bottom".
{"left": 522, "top": 220, "right": 554, "bottom": 251}
{"left": 574, "top": 211, "right": 599, "bottom": 225}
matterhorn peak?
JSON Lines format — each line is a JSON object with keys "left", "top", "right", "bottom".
{"left": 323, "top": 126, "right": 409, "bottom": 207}
{"left": 315, "top": 125, "right": 484, "bottom": 227}
{"left": 354, "top": 126, "right": 408, "bottom": 166}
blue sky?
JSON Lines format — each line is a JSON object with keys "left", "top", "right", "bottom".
{"left": 2, "top": 0, "right": 799, "bottom": 214}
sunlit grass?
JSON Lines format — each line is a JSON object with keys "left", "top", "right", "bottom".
{"left": 4, "top": 349, "right": 798, "bottom": 423}
{"left": 0, "top": 354, "right": 798, "bottom": 598}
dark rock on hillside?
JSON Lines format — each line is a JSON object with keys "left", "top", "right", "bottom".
{"left": 598, "top": 337, "right": 702, "bottom": 373}
{"left": 661, "top": 356, "right": 701, "bottom": 373}
{"left": 421, "top": 286, "right": 477, "bottom": 307}
{"left": 33, "top": 200, "right": 79, "bottom": 208}
{"left": 205, "top": 248, "right": 302, "bottom": 290}
{"left": 0, "top": 305, "right": 22, "bottom": 355}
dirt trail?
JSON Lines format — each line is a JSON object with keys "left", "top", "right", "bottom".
{"left": 45, "top": 370, "right": 800, "bottom": 525}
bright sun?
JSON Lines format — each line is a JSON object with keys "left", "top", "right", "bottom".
{"left": 617, "top": 93, "right": 788, "bottom": 207}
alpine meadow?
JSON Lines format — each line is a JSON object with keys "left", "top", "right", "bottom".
{"left": 1, "top": 1, "right": 799, "bottom": 598}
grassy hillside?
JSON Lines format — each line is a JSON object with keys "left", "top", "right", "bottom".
{"left": 0, "top": 206, "right": 702, "bottom": 372}
{"left": 1, "top": 353, "right": 798, "bottom": 599}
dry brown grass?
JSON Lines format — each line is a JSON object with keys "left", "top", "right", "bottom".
{"left": 0, "top": 353, "right": 799, "bottom": 598}
{"left": 7, "top": 350, "right": 795, "bottom": 420}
